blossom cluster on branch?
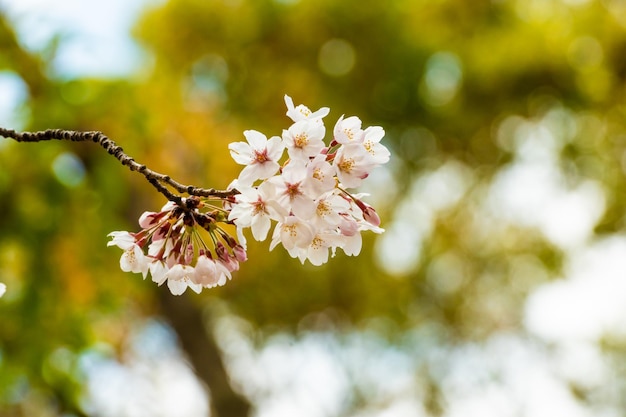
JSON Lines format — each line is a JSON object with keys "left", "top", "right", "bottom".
{"left": 228, "top": 95, "right": 389, "bottom": 266}
{"left": 103, "top": 95, "right": 390, "bottom": 295}
{"left": 107, "top": 197, "right": 246, "bottom": 295}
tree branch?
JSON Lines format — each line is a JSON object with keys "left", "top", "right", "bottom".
{"left": 0, "top": 127, "right": 238, "bottom": 203}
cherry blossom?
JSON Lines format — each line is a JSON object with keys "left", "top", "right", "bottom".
{"left": 165, "top": 264, "right": 202, "bottom": 295}
{"left": 270, "top": 215, "right": 315, "bottom": 253}
{"left": 333, "top": 143, "right": 376, "bottom": 188}
{"left": 108, "top": 197, "right": 246, "bottom": 295}
{"left": 0, "top": 283, "right": 6, "bottom": 298}
{"left": 304, "top": 155, "right": 336, "bottom": 196}
{"left": 283, "top": 119, "right": 326, "bottom": 161}
{"left": 269, "top": 160, "right": 317, "bottom": 220}
{"left": 107, "top": 231, "right": 149, "bottom": 278}
{"left": 285, "top": 95, "right": 329, "bottom": 122}
{"left": 362, "top": 126, "right": 391, "bottom": 165}
{"left": 120, "top": 245, "right": 150, "bottom": 277}
{"left": 108, "top": 94, "right": 390, "bottom": 292}
{"left": 149, "top": 260, "right": 169, "bottom": 285}
{"left": 193, "top": 254, "right": 231, "bottom": 287}
{"left": 228, "top": 182, "right": 286, "bottom": 241}
{"left": 229, "top": 130, "right": 284, "bottom": 186}
{"left": 299, "top": 231, "right": 346, "bottom": 266}
{"left": 339, "top": 230, "right": 363, "bottom": 256}
{"left": 228, "top": 95, "right": 390, "bottom": 266}
{"left": 333, "top": 115, "right": 364, "bottom": 144}
{"left": 311, "top": 192, "right": 350, "bottom": 230}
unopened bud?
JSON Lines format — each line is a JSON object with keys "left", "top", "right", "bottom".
{"left": 139, "top": 211, "right": 166, "bottom": 228}
{"left": 233, "top": 244, "right": 247, "bottom": 262}
{"left": 339, "top": 216, "right": 359, "bottom": 236}
{"left": 362, "top": 204, "right": 380, "bottom": 227}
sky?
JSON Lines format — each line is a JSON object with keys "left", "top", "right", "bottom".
{"left": 0, "top": 0, "right": 162, "bottom": 129}
{"left": 0, "top": 0, "right": 161, "bottom": 78}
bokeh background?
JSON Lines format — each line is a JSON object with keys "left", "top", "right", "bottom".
{"left": 2, "top": 0, "right": 626, "bottom": 416}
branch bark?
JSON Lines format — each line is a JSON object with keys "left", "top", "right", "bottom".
{"left": 0, "top": 127, "right": 238, "bottom": 203}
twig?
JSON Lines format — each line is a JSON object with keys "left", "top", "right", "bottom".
{"left": 0, "top": 127, "right": 238, "bottom": 204}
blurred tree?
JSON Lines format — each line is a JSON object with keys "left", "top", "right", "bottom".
{"left": 3, "top": 0, "right": 626, "bottom": 415}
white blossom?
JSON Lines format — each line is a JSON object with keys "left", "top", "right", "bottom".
{"left": 165, "top": 264, "right": 202, "bottom": 295}
{"left": 300, "top": 232, "right": 345, "bottom": 266}
{"left": 304, "top": 155, "right": 336, "bottom": 196}
{"left": 269, "top": 161, "right": 317, "bottom": 220}
{"left": 120, "top": 245, "right": 149, "bottom": 278}
{"left": 228, "top": 182, "right": 286, "bottom": 241}
{"left": 270, "top": 215, "right": 314, "bottom": 252}
{"left": 107, "top": 231, "right": 136, "bottom": 250}
{"left": 149, "top": 260, "right": 169, "bottom": 285}
{"left": 283, "top": 119, "right": 326, "bottom": 161}
{"left": 229, "top": 130, "right": 285, "bottom": 186}
{"left": 333, "top": 143, "right": 376, "bottom": 188}
{"left": 362, "top": 126, "right": 390, "bottom": 165}
{"left": 284, "top": 95, "right": 329, "bottom": 122}
{"left": 334, "top": 115, "right": 364, "bottom": 144}
{"left": 193, "top": 255, "right": 231, "bottom": 287}
{"left": 312, "top": 192, "right": 350, "bottom": 230}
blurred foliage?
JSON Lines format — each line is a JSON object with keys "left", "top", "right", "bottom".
{"left": 2, "top": 0, "right": 626, "bottom": 415}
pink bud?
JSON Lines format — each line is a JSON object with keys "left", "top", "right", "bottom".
{"left": 138, "top": 210, "right": 168, "bottom": 229}
{"left": 138, "top": 211, "right": 157, "bottom": 228}
{"left": 339, "top": 216, "right": 359, "bottom": 236}
{"left": 223, "top": 258, "right": 240, "bottom": 272}
{"left": 233, "top": 244, "right": 247, "bottom": 262}
{"left": 354, "top": 198, "right": 381, "bottom": 226}
{"left": 216, "top": 242, "right": 240, "bottom": 272}
{"left": 215, "top": 242, "right": 227, "bottom": 260}
{"left": 362, "top": 204, "right": 381, "bottom": 227}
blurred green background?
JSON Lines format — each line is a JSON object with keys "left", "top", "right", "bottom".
{"left": 3, "top": 0, "right": 626, "bottom": 416}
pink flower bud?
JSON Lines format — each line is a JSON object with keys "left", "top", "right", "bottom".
{"left": 362, "top": 204, "right": 381, "bottom": 227}
{"left": 339, "top": 216, "right": 359, "bottom": 236}
{"left": 352, "top": 198, "right": 381, "bottom": 227}
{"left": 215, "top": 241, "right": 227, "bottom": 260}
{"left": 216, "top": 242, "right": 240, "bottom": 272}
{"left": 233, "top": 244, "right": 247, "bottom": 262}
{"left": 138, "top": 211, "right": 159, "bottom": 228}
{"left": 140, "top": 208, "right": 173, "bottom": 229}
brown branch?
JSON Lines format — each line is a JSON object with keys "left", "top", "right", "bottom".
{"left": 0, "top": 127, "right": 239, "bottom": 203}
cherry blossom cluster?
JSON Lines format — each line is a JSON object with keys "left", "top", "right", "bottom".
{"left": 108, "top": 197, "right": 246, "bottom": 295}
{"left": 106, "top": 95, "right": 389, "bottom": 295}
{"left": 227, "top": 95, "right": 390, "bottom": 266}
